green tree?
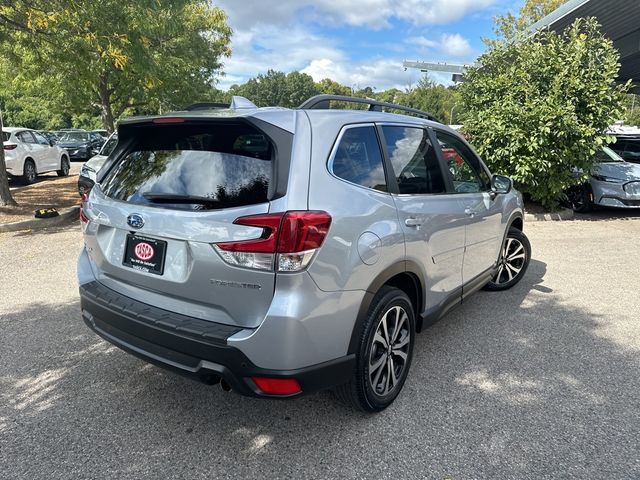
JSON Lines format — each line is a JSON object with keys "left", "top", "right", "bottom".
{"left": 402, "top": 77, "right": 461, "bottom": 124}
{"left": 231, "top": 70, "right": 319, "bottom": 108}
{"left": 0, "top": 1, "right": 232, "bottom": 132}
{"left": 460, "top": 18, "right": 627, "bottom": 210}
{"left": 495, "top": 0, "right": 566, "bottom": 39}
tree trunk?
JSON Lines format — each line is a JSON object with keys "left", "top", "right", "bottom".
{"left": 97, "top": 73, "right": 115, "bottom": 132}
{"left": 0, "top": 111, "right": 18, "bottom": 207}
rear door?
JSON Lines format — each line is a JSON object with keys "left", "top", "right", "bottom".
{"left": 83, "top": 119, "right": 291, "bottom": 328}
{"left": 380, "top": 124, "right": 466, "bottom": 314}
{"left": 32, "top": 131, "right": 57, "bottom": 171}
{"left": 16, "top": 131, "right": 41, "bottom": 169}
{"left": 432, "top": 129, "right": 503, "bottom": 286}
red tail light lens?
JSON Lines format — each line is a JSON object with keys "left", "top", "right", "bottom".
{"left": 217, "top": 213, "right": 284, "bottom": 253}
{"left": 252, "top": 377, "right": 302, "bottom": 396}
{"left": 214, "top": 211, "right": 331, "bottom": 272}
{"left": 277, "top": 211, "right": 332, "bottom": 253}
{"left": 79, "top": 193, "right": 89, "bottom": 224}
{"left": 3, "top": 143, "right": 17, "bottom": 151}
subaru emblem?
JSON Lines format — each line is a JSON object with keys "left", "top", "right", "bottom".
{"left": 127, "top": 214, "right": 144, "bottom": 229}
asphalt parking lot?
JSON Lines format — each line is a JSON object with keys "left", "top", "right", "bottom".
{"left": 1, "top": 216, "right": 639, "bottom": 479}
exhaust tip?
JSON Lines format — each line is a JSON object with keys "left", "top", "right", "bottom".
{"left": 220, "top": 379, "right": 232, "bottom": 392}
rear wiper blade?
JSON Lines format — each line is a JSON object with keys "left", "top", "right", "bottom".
{"left": 142, "top": 193, "right": 221, "bottom": 206}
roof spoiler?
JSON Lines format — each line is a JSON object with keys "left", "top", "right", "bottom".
{"left": 184, "top": 96, "right": 257, "bottom": 112}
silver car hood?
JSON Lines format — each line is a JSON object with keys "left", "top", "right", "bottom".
{"left": 595, "top": 161, "right": 640, "bottom": 181}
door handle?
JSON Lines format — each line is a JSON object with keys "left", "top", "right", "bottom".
{"left": 464, "top": 207, "right": 475, "bottom": 217}
{"left": 404, "top": 217, "right": 423, "bottom": 227}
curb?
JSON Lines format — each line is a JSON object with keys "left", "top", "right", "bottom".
{"left": 524, "top": 207, "right": 574, "bottom": 222}
{"left": 0, "top": 206, "right": 80, "bottom": 233}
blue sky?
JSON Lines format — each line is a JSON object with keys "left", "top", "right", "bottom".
{"left": 215, "top": 0, "right": 525, "bottom": 90}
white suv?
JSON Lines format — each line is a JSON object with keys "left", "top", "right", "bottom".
{"left": 3, "top": 127, "right": 70, "bottom": 184}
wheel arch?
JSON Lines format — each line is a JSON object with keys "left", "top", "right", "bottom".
{"left": 23, "top": 157, "right": 37, "bottom": 174}
{"left": 347, "top": 261, "right": 426, "bottom": 355}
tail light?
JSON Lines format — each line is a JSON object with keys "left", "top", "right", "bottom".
{"left": 79, "top": 193, "right": 89, "bottom": 227}
{"left": 214, "top": 211, "right": 331, "bottom": 272}
{"left": 3, "top": 143, "right": 17, "bottom": 151}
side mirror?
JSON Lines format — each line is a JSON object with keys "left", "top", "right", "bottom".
{"left": 491, "top": 174, "right": 512, "bottom": 196}
{"left": 49, "top": 140, "right": 55, "bottom": 146}
{"left": 91, "top": 148, "right": 100, "bottom": 156}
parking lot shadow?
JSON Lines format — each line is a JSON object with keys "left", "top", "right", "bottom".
{"left": 1, "top": 263, "right": 638, "bottom": 479}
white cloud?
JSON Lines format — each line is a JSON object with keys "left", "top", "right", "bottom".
{"left": 406, "top": 33, "right": 474, "bottom": 59}
{"left": 216, "top": 0, "right": 498, "bottom": 29}
{"left": 213, "top": 0, "right": 487, "bottom": 91}
{"left": 302, "top": 58, "right": 419, "bottom": 91}
{"left": 440, "top": 33, "right": 473, "bottom": 57}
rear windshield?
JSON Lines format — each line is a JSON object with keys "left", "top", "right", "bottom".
{"left": 100, "top": 123, "right": 273, "bottom": 210}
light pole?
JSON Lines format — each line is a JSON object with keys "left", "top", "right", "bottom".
{"left": 450, "top": 104, "right": 459, "bottom": 125}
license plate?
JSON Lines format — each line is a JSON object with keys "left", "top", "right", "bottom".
{"left": 123, "top": 234, "right": 167, "bottom": 275}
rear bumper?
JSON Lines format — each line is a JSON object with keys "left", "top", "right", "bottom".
{"left": 80, "top": 281, "right": 355, "bottom": 397}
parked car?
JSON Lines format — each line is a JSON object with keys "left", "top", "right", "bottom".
{"left": 566, "top": 146, "right": 640, "bottom": 212}
{"left": 77, "top": 95, "right": 530, "bottom": 411}
{"left": 57, "top": 131, "right": 105, "bottom": 161}
{"left": 37, "top": 130, "right": 60, "bottom": 144}
{"left": 91, "top": 129, "right": 110, "bottom": 139}
{"left": 78, "top": 133, "right": 118, "bottom": 195}
{"left": 3, "top": 127, "right": 70, "bottom": 184}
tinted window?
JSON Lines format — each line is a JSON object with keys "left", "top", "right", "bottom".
{"left": 101, "top": 124, "right": 274, "bottom": 210}
{"left": 383, "top": 126, "right": 446, "bottom": 194}
{"left": 435, "top": 131, "right": 491, "bottom": 193}
{"left": 331, "top": 126, "right": 387, "bottom": 192}
{"left": 60, "top": 132, "right": 89, "bottom": 142}
{"left": 17, "top": 131, "right": 36, "bottom": 144}
{"left": 101, "top": 135, "right": 118, "bottom": 156}
{"left": 33, "top": 132, "right": 49, "bottom": 145}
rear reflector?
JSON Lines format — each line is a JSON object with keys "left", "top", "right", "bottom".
{"left": 3, "top": 143, "right": 17, "bottom": 151}
{"left": 152, "top": 117, "right": 186, "bottom": 124}
{"left": 252, "top": 377, "right": 302, "bottom": 396}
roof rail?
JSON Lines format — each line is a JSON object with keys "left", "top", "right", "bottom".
{"left": 299, "top": 95, "right": 440, "bottom": 122}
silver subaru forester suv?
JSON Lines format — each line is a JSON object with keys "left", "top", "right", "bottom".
{"left": 78, "top": 95, "right": 530, "bottom": 411}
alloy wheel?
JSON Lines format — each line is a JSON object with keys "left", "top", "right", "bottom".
{"left": 493, "top": 237, "right": 526, "bottom": 285}
{"left": 368, "top": 305, "right": 411, "bottom": 397}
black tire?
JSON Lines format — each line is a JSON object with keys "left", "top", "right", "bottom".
{"left": 334, "top": 286, "right": 415, "bottom": 412}
{"left": 484, "top": 227, "right": 531, "bottom": 291}
{"left": 567, "top": 185, "right": 592, "bottom": 213}
{"left": 22, "top": 159, "right": 37, "bottom": 185}
{"left": 57, "top": 156, "right": 70, "bottom": 177}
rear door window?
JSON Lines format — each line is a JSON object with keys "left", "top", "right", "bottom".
{"left": 382, "top": 126, "right": 446, "bottom": 194}
{"left": 100, "top": 123, "right": 274, "bottom": 210}
{"left": 17, "top": 131, "right": 36, "bottom": 144}
{"left": 330, "top": 126, "right": 387, "bottom": 192}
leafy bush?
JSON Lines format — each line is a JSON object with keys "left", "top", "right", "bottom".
{"left": 460, "top": 18, "right": 627, "bottom": 210}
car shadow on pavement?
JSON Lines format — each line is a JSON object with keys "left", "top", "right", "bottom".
{"left": 1, "top": 261, "right": 638, "bottom": 478}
